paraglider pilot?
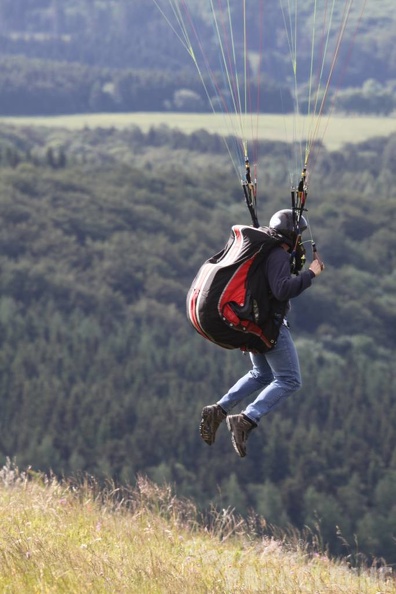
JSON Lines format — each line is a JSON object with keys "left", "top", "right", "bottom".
{"left": 200, "top": 209, "right": 324, "bottom": 457}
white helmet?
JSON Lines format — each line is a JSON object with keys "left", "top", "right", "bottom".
{"left": 269, "top": 209, "right": 307, "bottom": 235}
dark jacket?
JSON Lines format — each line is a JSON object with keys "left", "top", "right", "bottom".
{"left": 266, "top": 245, "right": 314, "bottom": 305}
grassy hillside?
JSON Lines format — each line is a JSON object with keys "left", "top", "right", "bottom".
{"left": 1, "top": 463, "right": 395, "bottom": 594}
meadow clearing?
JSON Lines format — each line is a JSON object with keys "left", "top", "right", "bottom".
{"left": 0, "top": 112, "right": 395, "bottom": 151}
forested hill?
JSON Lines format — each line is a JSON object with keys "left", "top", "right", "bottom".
{"left": 0, "top": 122, "right": 395, "bottom": 564}
{"left": 0, "top": 0, "right": 393, "bottom": 83}
{"left": 0, "top": 1, "right": 394, "bottom": 115}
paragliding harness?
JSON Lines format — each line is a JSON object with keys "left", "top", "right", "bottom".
{"left": 186, "top": 225, "right": 289, "bottom": 354}
{"left": 186, "top": 158, "right": 322, "bottom": 354}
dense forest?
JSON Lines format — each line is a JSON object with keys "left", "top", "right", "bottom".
{"left": 0, "top": 122, "right": 395, "bottom": 564}
{"left": 0, "top": 0, "right": 393, "bottom": 81}
{"left": 0, "top": 0, "right": 394, "bottom": 115}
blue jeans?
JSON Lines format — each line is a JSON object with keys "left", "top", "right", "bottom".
{"left": 217, "top": 324, "right": 302, "bottom": 424}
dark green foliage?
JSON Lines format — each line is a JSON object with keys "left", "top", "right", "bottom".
{"left": 0, "top": 123, "right": 396, "bottom": 564}
{"left": 0, "top": 55, "right": 294, "bottom": 116}
{"left": 0, "top": 0, "right": 393, "bottom": 83}
{"left": 0, "top": 2, "right": 393, "bottom": 115}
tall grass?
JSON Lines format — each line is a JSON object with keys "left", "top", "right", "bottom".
{"left": 0, "top": 460, "right": 394, "bottom": 593}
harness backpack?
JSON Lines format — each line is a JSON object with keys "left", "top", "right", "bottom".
{"left": 186, "top": 225, "right": 288, "bottom": 353}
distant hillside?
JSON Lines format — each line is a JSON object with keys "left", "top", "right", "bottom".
{"left": 0, "top": 1, "right": 394, "bottom": 115}
{"left": 0, "top": 0, "right": 393, "bottom": 84}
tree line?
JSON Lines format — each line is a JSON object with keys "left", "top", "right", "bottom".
{"left": 0, "top": 56, "right": 295, "bottom": 116}
{"left": 0, "top": 123, "right": 395, "bottom": 564}
{"left": 0, "top": 0, "right": 394, "bottom": 86}
{"left": 0, "top": 0, "right": 394, "bottom": 116}
{"left": 0, "top": 55, "right": 394, "bottom": 117}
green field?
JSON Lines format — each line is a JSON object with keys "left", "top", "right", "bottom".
{"left": 1, "top": 112, "right": 395, "bottom": 151}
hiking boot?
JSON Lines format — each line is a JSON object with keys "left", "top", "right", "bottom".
{"left": 226, "top": 414, "right": 257, "bottom": 457}
{"left": 200, "top": 404, "right": 227, "bottom": 446}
